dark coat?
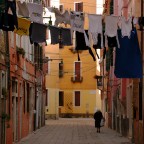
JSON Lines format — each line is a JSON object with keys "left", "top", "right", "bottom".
{"left": 94, "top": 111, "right": 103, "bottom": 128}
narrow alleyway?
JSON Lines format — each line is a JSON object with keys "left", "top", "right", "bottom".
{"left": 17, "top": 118, "right": 131, "bottom": 144}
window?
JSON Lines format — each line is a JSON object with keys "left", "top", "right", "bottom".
{"left": 45, "top": 0, "right": 50, "bottom": 7}
{"left": 74, "top": 61, "right": 81, "bottom": 81}
{"left": 59, "top": 4, "right": 64, "bottom": 13}
{"left": 59, "top": 91, "right": 64, "bottom": 106}
{"left": 75, "top": 2, "right": 83, "bottom": 12}
{"left": 34, "top": 43, "right": 43, "bottom": 70}
{"left": 74, "top": 91, "right": 80, "bottom": 106}
{"left": 16, "top": 34, "right": 21, "bottom": 48}
{"left": 46, "top": 89, "right": 48, "bottom": 106}
{"left": 59, "top": 61, "right": 63, "bottom": 77}
{"left": 10, "top": 32, "right": 14, "bottom": 48}
{"left": 110, "top": 0, "right": 114, "bottom": 15}
{"left": 12, "top": 79, "right": 18, "bottom": 93}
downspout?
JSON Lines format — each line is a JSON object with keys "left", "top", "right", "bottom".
{"left": 141, "top": 0, "right": 144, "bottom": 143}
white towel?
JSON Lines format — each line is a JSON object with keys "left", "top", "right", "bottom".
{"left": 88, "top": 14, "right": 103, "bottom": 47}
{"left": 17, "top": 1, "right": 29, "bottom": 17}
{"left": 70, "top": 11, "right": 84, "bottom": 33}
{"left": 105, "top": 16, "right": 119, "bottom": 48}
{"left": 27, "top": 3, "right": 43, "bottom": 24}
{"left": 105, "top": 15, "right": 118, "bottom": 37}
{"left": 54, "top": 9, "right": 70, "bottom": 26}
{"left": 121, "top": 16, "right": 132, "bottom": 38}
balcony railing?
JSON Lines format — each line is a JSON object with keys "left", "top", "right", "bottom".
{"left": 71, "top": 76, "right": 83, "bottom": 83}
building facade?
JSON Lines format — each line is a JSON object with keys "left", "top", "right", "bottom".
{"left": 101, "top": 0, "right": 144, "bottom": 144}
{"left": 0, "top": 0, "right": 47, "bottom": 143}
{"left": 45, "top": 0, "right": 103, "bottom": 119}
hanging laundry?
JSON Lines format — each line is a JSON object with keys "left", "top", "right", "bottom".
{"left": 31, "top": 22, "right": 47, "bottom": 43}
{"left": 1, "top": 0, "right": 18, "bottom": 30}
{"left": 17, "top": 1, "right": 29, "bottom": 17}
{"left": 70, "top": 11, "right": 84, "bottom": 33}
{"left": 138, "top": 17, "right": 144, "bottom": 26}
{"left": 75, "top": 30, "right": 96, "bottom": 61}
{"left": 0, "top": 13, "right": 15, "bottom": 31}
{"left": 49, "top": 25, "right": 72, "bottom": 46}
{"left": 121, "top": 16, "right": 132, "bottom": 38}
{"left": 49, "top": 25, "right": 59, "bottom": 44}
{"left": 27, "top": 3, "right": 43, "bottom": 23}
{"left": 61, "top": 27, "right": 72, "bottom": 46}
{"left": 88, "top": 14, "right": 103, "bottom": 48}
{"left": 133, "top": 17, "right": 138, "bottom": 25}
{"left": 29, "top": 23, "right": 33, "bottom": 44}
{"left": 70, "top": 11, "right": 90, "bottom": 47}
{"left": 14, "top": 17, "right": 31, "bottom": 35}
{"left": 53, "top": 8, "right": 70, "bottom": 26}
{"left": 114, "top": 28, "right": 142, "bottom": 78}
{"left": 105, "top": 15, "right": 119, "bottom": 48}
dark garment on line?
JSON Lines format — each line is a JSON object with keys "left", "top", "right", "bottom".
{"left": 75, "top": 30, "right": 96, "bottom": 61}
{"left": 31, "top": 22, "right": 47, "bottom": 43}
{"left": 138, "top": 17, "right": 144, "bottom": 26}
{"left": 6, "top": 0, "right": 18, "bottom": 29}
{"left": 0, "top": 13, "right": 15, "bottom": 31}
{"left": 114, "top": 28, "right": 142, "bottom": 78}
{"left": 0, "top": 0, "right": 18, "bottom": 31}
{"left": 49, "top": 25, "right": 59, "bottom": 44}
{"left": 94, "top": 111, "right": 103, "bottom": 128}
{"left": 29, "top": 23, "right": 33, "bottom": 44}
{"left": 93, "top": 33, "right": 103, "bottom": 49}
{"left": 61, "top": 27, "right": 72, "bottom": 46}
{"left": 49, "top": 25, "right": 72, "bottom": 46}
{"left": 107, "top": 36, "right": 117, "bottom": 48}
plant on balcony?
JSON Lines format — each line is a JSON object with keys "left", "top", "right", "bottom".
{"left": 16, "top": 46, "right": 25, "bottom": 57}
{"left": 1, "top": 113, "right": 10, "bottom": 121}
{"left": 2, "top": 87, "right": 7, "bottom": 98}
{"left": 1, "top": 112, "right": 10, "bottom": 128}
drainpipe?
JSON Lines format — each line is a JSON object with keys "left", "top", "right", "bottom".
{"left": 2, "top": 31, "right": 10, "bottom": 144}
{"left": 141, "top": 0, "right": 144, "bottom": 143}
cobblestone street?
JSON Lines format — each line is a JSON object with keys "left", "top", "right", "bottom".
{"left": 18, "top": 118, "right": 131, "bottom": 144}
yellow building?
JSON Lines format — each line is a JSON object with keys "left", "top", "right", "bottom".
{"left": 45, "top": 0, "right": 104, "bottom": 119}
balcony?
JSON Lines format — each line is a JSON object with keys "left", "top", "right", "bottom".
{"left": 71, "top": 76, "right": 83, "bottom": 83}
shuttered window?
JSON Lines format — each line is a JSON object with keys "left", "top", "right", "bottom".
{"left": 59, "top": 91, "right": 64, "bottom": 106}
{"left": 75, "top": 61, "right": 81, "bottom": 81}
{"left": 75, "top": 2, "right": 83, "bottom": 12}
{"left": 75, "top": 91, "right": 80, "bottom": 106}
{"left": 45, "top": 0, "right": 50, "bottom": 7}
{"left": 59, "top": 4, "right": 64, "bottom": 13}
{"left": 46, "top": 89, "right": 48, "bottom": 106}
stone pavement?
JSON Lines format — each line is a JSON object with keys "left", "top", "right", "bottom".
{"left": 18, "top": 118, "right": 131, "bottom": 144}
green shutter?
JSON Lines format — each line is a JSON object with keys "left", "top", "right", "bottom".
{"left": 106, "top": 47, "right": 113, "bottom": 71}
{"left": 0, "top": 0, "right": 5, "bottom": 12}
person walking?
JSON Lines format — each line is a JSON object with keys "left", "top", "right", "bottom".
{"left": 94, "top": 109, "right": 103, "bottom": 133}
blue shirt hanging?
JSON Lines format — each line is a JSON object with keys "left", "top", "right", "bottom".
{"left": 114, "top": 28, "right": 142, "bottom": 78}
